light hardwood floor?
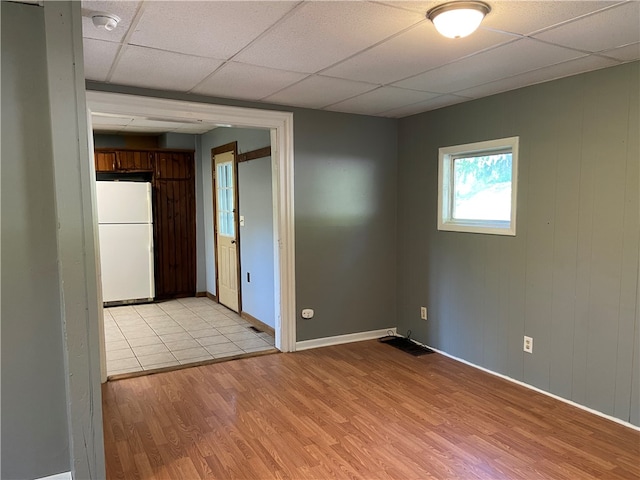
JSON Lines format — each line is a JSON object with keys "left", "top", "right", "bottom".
{"left": 103, "top": 340, "right": 639, "bottom": 479}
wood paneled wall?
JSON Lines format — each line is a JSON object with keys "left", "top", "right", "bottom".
{"left": 153, "top": 151, "right": 196, "bottom": 299}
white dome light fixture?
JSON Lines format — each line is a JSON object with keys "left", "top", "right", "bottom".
{"left": 427, "top": 1, "right": 491, "bottom": 39}
{"left": 91, "top": 12, "right": 121, "bottom": 32}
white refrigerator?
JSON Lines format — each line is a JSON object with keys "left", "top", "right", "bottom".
{"left": 96, "top": 181, "right": 155, "bottom": 303}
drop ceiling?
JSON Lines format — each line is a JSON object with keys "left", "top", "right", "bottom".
{"left": 82, "top": 0, "right": 639, "bottom": 133}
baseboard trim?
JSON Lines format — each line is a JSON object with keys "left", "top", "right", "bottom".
{"left": 241, "top": 311, "right": 275, "bottom": 336}
{"left": 196, "top": 291, "right": 208, "bottom": 297}
{"left": 36, "top": 472, "right": 72, "bottom": 480}
{"left": 411, "top": 339, "right": 640, "bottom": 432}
{"left": 205, "top": 292, "right": 217, "bottom": 302}
{"left": 295, "top": 327, "right": 397, "bottom": 351}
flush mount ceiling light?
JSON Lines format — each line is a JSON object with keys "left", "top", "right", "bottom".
{"left": 427, "top": 1, "right": 491, "bottom": 39}
{"left": 91, "top": 12, "right": 121, "bottom": 31}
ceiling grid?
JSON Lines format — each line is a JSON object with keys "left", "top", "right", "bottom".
{"left": 80, "top": 0, "right": 639, "bottom": 131}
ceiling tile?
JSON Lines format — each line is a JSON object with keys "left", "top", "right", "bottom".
{"left": 191, "top": 62, "right": 307, "bottom": 101}
{"left": 234, "top": 1, "right": 424, "bottom": 73}
{"left": 323, "top": 21, "right": 514, "bottom": 85}
{"left": 380, "top": 94, "right": 472, "bottom": 118}
{"left": 377, "top": 1, "right": 621, "bottom": 35}
{"left": 128, "top": 118, "right": 192, "bottom": 130}
{"left": 110, "top": 45, "right": 223, "bottom": 91}
{"left": 81, "top": 0, "right": 141, "bottom": 43}
{"left": 172, "top": 125, "right": 215, "bottom": 135}
{"left": 534, "top": 2, "right": 639, "bottom": 52}
{"left": 393, "top": 38, "right": 584, "bottom": 94}
{"left": 263, "top": 75, "right": 378, "bottom": 109}
{"left": 129, "top": 1, "right": 297, "bottom": 60}
{"left": 118, "top": 126, "right": 171, "bottom": 133}
{"left": 327, "top": 87, "right": 439, "bottom": 116}
{"left": 599, "top": 42, "right": 640, "bottom": 62}
{"left": 92, "top": 125, "right": 124, "bottom": 133}
{"left": 456, "top": 54, "right": 620, "bottom": 99}
{"left": 91, "top": 114, "right": 131, "bottom": 127}
{"left": 83, "top": 38, "right": 120, "bottom": 81}
{"left": 482, "top": 1, "right": 623, "bottom": 35}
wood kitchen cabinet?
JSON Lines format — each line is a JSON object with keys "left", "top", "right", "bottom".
{"left": 94, "top": 151, "right": 117, "bottom": 172}
{"left": 94, "top": 148, "right": 196, "bottom": 299}
{"left": 115, "top": 150, "right": 154, "bottom": 171}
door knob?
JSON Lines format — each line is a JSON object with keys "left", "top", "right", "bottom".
{"left": 231, "top": 240, "right": 236, "bottom": 244}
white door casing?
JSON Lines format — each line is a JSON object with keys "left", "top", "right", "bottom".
{"left": 86, "top": 91, "right": 296, "bottom": 354}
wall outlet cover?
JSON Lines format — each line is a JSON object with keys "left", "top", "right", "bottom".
{"left": 301, "top": 308, "right": 314, "bottom": 319}
{"left": 523, "top": 335, "right": 533, "bottom": 353}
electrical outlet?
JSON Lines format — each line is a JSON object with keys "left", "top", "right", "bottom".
{"left": 523, "top": 336, "right": 533, "bottom": 353}
{"left": 420, "top": 306, "right": 427, "bottom": 320}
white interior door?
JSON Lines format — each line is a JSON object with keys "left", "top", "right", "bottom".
{"left": 214, "top": 150, "right": 239, "bottom": 312}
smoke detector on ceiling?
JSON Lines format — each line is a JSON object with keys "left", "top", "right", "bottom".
{"left": 91, "top": 12, "right": 120, "bottom": 31}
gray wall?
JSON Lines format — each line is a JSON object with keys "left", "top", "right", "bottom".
{"left": 160, "top": 132, "right": 196, "bottom": 149}
{"left": 93, "top": 133, "right": 126, "bottom": 148}
{"left": 1, "top": 2, "right": 70, "bottom": 478}
{"left": 294, "top": 109, "right": 398, "bottom": 340}
{"left": 86, "top": 81, "right": 399, "bottom": 342}
{"left": 396, "top": 62, "right": 639, "bottom": 426}
{"left": 200, "top": 127, "right": 275, "bottom": 327}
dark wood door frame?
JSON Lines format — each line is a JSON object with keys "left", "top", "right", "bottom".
{"left": 211, "top": 141, "right": 242, "bottom": 313}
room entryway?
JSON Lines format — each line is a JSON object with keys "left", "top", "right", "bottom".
{"left": 213, "top": 144, "right": 241, "bottom": 313}
{"left": 104, "top": 297, "right": 275, "bottom": 377}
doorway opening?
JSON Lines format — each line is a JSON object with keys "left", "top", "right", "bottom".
{"left": 213, "top": 141, "right": 241, "bottom": 313}
{"left": 86, "top": 91, "right": 296, "bottom": 383}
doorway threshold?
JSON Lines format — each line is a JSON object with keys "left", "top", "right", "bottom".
{"left": 107, "top": 348, "right": 279, "bottom": 382}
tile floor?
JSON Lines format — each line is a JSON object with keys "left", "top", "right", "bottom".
{"left": 104, "top": 297, "right": 275, "bottom": 376}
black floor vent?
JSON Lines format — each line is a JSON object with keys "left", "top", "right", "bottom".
{"left": 379, "top": 335, "right": 434, "bottom": 356}
{"left": 248, "top": 326, "right": 262, "bottom": 333}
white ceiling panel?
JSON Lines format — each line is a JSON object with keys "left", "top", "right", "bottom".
{"left": 128, "top": 118, "right": 192, "bottom": 130}
{"left": 600, "top": 42, "right": 640, "bottom": 62}
{"left": 111, "top": 45, "right": 223, "bottom": 91}
{"left": 191, "top": 62, "right": 308, "bottom": 101}
{"left": 81, "top": 0, "right": 141, "bottom": 43}
{"left": 114, "top": 125, "right": 172, "bottom": 133}
{"left": 327, "top": 86, "right": 439, "bottom": 116}
{"left": 377, "top": 1, "right": 621, "bottom": 35}
{"left": 83, "top": 38, "right": 120, "bottom": 81}
{"left": 394, "top": 38, "right": 585, "bottom": 94}
{"left": 323, "top": 21, "right": 515, "bottom": 85}
{"left": 83, "top": 1, "right": 636, "bottom": 121}
{"left": 172, "top": 125, "right": 216, "bottom": 135}
{"left": 456, "top": 54, "right": 620, "bottom": 99}
{"left": 534, "top": 2, "right": 640, "bottom": 52}
{"left": 234, "top": 1, "right": 425, "bottom": 73}
{"left": 380, "top": 94, "right": 472, "bottom": 118}
{"left": 129, "top": 1, "right": 297, "bottom": 60}
{"left": 482, "top": 1, "right": 623, "bottom": 35}
{"left": 92, "top": 125, "right": 124, "bottom": 132}
{"left": 264, "top": 75, "right": 378, "bottom": 109}
{"left": 91, "top": 114, "right": 132, "bottom": 127}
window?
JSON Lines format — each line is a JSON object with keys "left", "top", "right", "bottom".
{"left": 438, "top": 136, "right": 519, "bottom": 236}
{"left": 216, "top": 161, "right": 235, "bottom": 237}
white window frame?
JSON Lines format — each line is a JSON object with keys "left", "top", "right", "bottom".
{"left": 437, "top": 136, "right": 519, "bottom": 236}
